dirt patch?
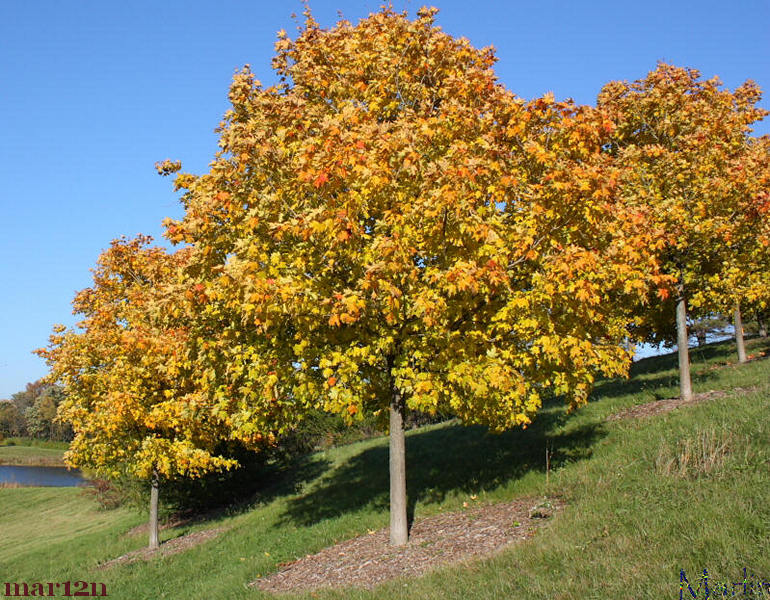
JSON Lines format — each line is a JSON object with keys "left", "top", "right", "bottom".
{"left": 97, "top": 527, "right": 226, "bottom": 569}
{"left": 251, "top": 496, "right": 562, "bottom": 594}
{"left": 606, "top": 386, "right": 761, "bottom": 422}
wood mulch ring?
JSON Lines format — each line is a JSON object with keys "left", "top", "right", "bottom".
{"left": 251, "top": 496, "right": 562, "bottom": 594}
{"left": 606, "top": 385, "right": 762, "bottom": 422}
{"left": 97, "top": 527, "right": 226, "bottom": 569}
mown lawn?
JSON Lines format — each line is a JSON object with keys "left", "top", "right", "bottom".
{"left": 1, "top": 337, "right": 768, "bottom": 599}
{"left": 0, "top": 444, "right": 66, "bottom": 466}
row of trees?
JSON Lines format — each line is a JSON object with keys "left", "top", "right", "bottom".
{"left": 0, "top": 381, "right": 71, "bottom": 441}
{"left": 37, "top": 7, "right": 768, "bottom": 549}
{"left": 596, "top": 65, "right": 769, "bottom": 398}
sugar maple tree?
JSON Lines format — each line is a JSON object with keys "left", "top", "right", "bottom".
{"left": 599, "top": 63, "right": 767, "bottom": 399}
{"left": 37, "top": 236, "right": 239, "bottom": 549}
{"left": 697, "top": 135, "right": 770, "bottom": 361}
{"left": 162, "top": 8, "right": 663, "bottom": 545}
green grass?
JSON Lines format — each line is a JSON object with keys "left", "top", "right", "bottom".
{"left": 1, "top": 337, "right": 768, "bottom": 599}
{"left": 0, "top": 444, "right": 66, "bottom": 466}
{"left": 0, "top": 437, "right": 70, "bottom": 450}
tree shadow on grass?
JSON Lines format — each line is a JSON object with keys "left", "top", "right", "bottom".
{"left": 274, "top": 339, "right": 769, "bottom": 531}
{"left": 160, "top": 453, "right": 333, "bottom": 527}
{"left": 625, "top": 336, "right": 768, "bottom": 379}
{"left": 278, "top": 405, "right": 606, "bottom": 530}
{"left": 590, "top": 371, "right": 686, "bottom": 405}
{"left": 589, "top": 342, "right": 735, "bottom": 404}
{"left": 248, "top": 453, "right": 334, "bottom": 507}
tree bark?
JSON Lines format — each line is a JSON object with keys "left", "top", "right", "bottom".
{"left": 676, "top": 278, "right": 693, "bottom": 402}
{"left": 149, "top": 469, "right": 159, "bottom": 550}
{"left": 758, "top": 313, "right": 768, "bottom": 338}
{"left": 734, "top": 302, "right": 747, "bottom": 364}
{"left": 389, "top": 379, "right": 408, "bottom": 546}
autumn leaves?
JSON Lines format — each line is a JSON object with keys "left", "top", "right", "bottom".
{"left": 38, "top": 7, "right": 767, "bottom": 547}
{"left": 597, "top": 64, "right": 768, "bottom": 398}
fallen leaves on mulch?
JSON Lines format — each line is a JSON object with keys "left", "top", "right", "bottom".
{"left": 252, "top": 496, "right": 562, "bottom": 594}
{"left": 606, "top": 385, "right": 761, "bottom": 422}
{"left": 97, "top": 527, "right": 226, "bottom": 569}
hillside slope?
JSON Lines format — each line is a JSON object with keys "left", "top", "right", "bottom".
{"left": 1, "top": 338, "right": 768, "bottom": 599}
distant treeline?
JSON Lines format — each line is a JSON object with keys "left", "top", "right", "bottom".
{"left": 0, "top": 380, "right": 72, "bottom": 442}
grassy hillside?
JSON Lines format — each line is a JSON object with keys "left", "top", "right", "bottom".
{"left": 1, "top": 337, "right": 768, "bottom": 599}
{"left": 0, "top": 444, "right": 66, "bottom": 466}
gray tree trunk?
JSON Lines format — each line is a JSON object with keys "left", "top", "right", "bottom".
{"left": 389, "top": 384, "right": 408, "bottom": 546}
{"left": 149, "top": 470, "right": 159, "bottom": 550}
{"left": 734, "top": 302, "right": 747, "bottom": 364}
{"left": 758, "top": 313, "right": 768, "bottom": 338}
{"left": 676, "top": 280, "right": 693, "bottom": 402}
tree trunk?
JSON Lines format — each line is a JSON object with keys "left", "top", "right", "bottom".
{"left": 676, "top": 279, "right": 693, "bottom": 402}
{"left": 149, "top": 469, "right": 159, "bottom": 550}
{"left": 389, "top": 381, "right": 408, "bottom": 546}
{"left": 734, "top": 302, "right": 747, "bottom": 364}
{"left": 758, "top": 313, "right": 768, "bottom": 338}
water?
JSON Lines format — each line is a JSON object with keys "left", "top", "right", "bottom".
{"left": 0, "top": 465, "right": 86, "bottom": 487}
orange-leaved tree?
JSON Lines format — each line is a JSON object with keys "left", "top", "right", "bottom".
{"left": 599, "top": 63, "right": 767, "bottom": 399}
{"left": 37, "top": 236, "right": 240, "bottom": 549}
{"left": 161, "top": 8, "right": 662, "bottom": 545}
{"left": 697, "top": 135, "right": 770, "bottom": 361}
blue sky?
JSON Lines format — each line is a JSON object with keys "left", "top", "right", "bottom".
{"left": 1, "top": 0, "right": 768, "bottom": 398}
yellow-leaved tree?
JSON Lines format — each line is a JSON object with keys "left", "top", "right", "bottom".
{"left": 37, "top": 237, "right": 239, "bottom": 549}
{"left": 697, "top": 135, "right": 770, "bottom": 361}
{"left": 599, "top": 63, "right": 767, "bottom": 399}
{"left": 161, "top": 8, "right": 663, "bottom": 545}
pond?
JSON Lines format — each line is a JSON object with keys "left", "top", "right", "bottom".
{"left": 0, "top": 465, "right": 86, "bottom": 487}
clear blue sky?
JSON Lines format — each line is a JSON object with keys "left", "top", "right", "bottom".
{"left": 1, "top": 0, "right": 768, "bottom": 398}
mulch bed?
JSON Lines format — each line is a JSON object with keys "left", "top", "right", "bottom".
{"left": 606, "top": 385, "right": 761, "bottom": 422}
{"left": 606, "top": 349, "right": 768, "bottom": 422}
{"left": 251, "top": 496, "right": 562, "bottom": 594}
{"left": 97, "top": 527, "right": 226, "bottom": 569}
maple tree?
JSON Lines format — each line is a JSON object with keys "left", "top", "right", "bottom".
{"left": 598, "top": 63, "right": 767, "bottom": 398}
{"left": 699, "top": 135, "right": 770, "bottom": 362}
{"left": 37, "top": 237, "right": 240, "bottom": 549}
{"left": 158, "top": 7, "right": 665, "bottom": 546}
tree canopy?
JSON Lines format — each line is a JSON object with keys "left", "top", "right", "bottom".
{"left": 598, "top": 63, "right": 767, "bottom": 394}
{"left": 37, "top": 237, "right": 238, "bottom": 481}
{"left": 160, "top": 7, "right": 664, "bottom": 544}
{"left": 36, "top": 9, "right": 768, "bottom": 550}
